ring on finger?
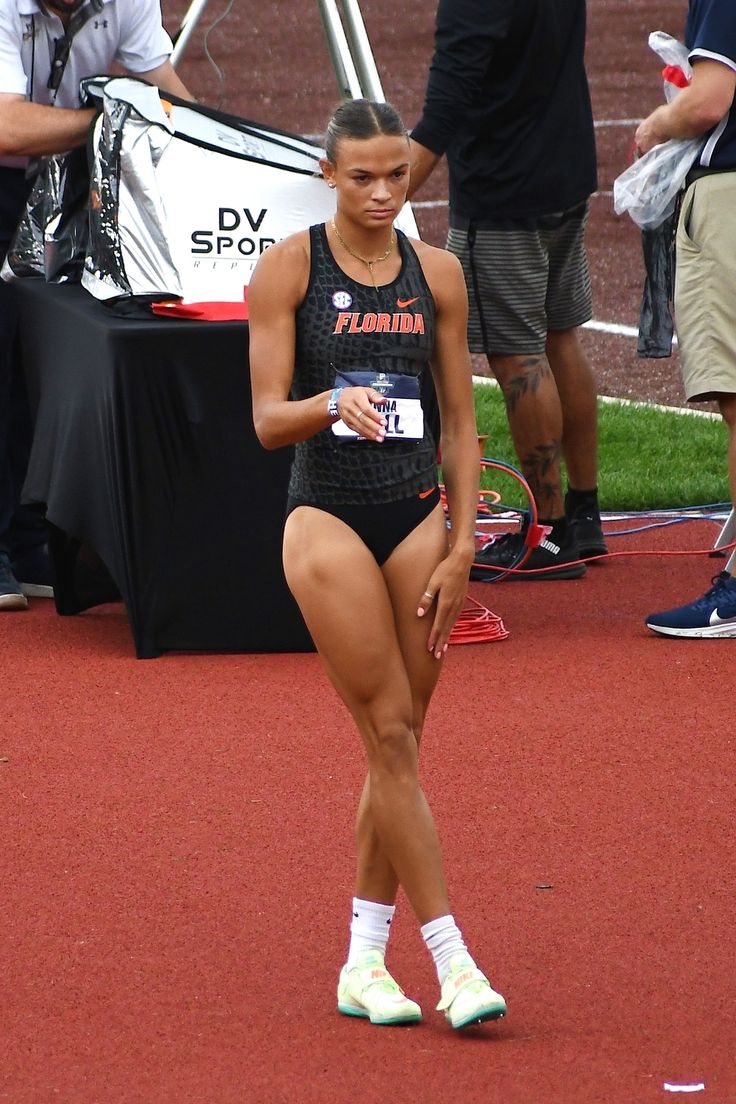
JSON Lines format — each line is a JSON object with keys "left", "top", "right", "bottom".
{"left": 357, "top": 411, "right": 365, "bottom": 422}
{"left": 423, "top": 591, "right": 434, "bottom": 600}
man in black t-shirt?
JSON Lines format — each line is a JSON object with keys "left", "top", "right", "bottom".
{"left": 409, "top": 0, "right": 606, "bottom": 580}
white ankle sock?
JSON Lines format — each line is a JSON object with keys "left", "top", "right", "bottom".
{"left": 346, "top": 897, "right": 395, "bottom": 968}
{"left": 421, "top": 914, "right": 468, "bottom": 984}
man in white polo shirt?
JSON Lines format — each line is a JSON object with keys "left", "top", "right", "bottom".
{"left": 0, "top": 0, "right": 193, "bottom": 609}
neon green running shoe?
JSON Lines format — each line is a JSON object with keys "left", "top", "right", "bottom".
{"left": 436, "top": 954, "right": 507, "bottom": 1030}
{"left": 337, "top": 949, "right": 422, "bottom": 1026}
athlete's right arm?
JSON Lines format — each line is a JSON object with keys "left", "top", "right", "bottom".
{"left": 248, "top": 235, "right": 386, "bottom": 449}
{"left": 0, "top": 94, "right": 96, "bottom": 157}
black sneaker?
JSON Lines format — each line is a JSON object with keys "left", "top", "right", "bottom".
{"left": 565, "top": 495, "right": 607, "bottom": 559}
{"left": 470, "top": 529, "right": 586, "bottom": 581}
{"left": 0, "top": 551, "right": 28, "bottom": 611}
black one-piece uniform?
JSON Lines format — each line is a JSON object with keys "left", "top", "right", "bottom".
{"left": 289, "top": 224, "right": 439, "bottom": 509}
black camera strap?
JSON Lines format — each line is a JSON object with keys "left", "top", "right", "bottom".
{"left": 46, "top": 0, "right": 105, "bottom": 100}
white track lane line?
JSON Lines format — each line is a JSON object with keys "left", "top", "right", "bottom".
{"left": 471, "top": 375, "right": 717, "bottom": 418}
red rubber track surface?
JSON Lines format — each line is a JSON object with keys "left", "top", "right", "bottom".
{"left": 3, "top": 524, "right": 734, "bottom": 1103}
{"left": 4, "top": 4, "right": 735, "bottom": 1102}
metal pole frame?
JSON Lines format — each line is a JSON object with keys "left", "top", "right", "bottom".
{"left": 171, "top": 0, "right": 212, "bottom": 68}
{"left": 713, "top": 507, "right": 736, "bottom": 574}
{"left": 171, "top": 0, "right": 418, "bottom": 231}
{"left": 315, "top": 0, "right": 418, "bottom": 235}
{"left": 339, "top": 0, "right": 385, "bottom": 102}
{"left": 172, "top": 0, "right": 385, "bottom": 104}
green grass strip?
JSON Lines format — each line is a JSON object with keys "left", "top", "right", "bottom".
{"left": 473, "top": 382, "right": 730, "bottom": 511}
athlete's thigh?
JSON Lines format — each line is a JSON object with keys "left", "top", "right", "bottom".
{"left": 380, "top": 502, "right": 451, "bottom": 728}
{"left": 283, "top": 506, "right": 412, "bottom": 723}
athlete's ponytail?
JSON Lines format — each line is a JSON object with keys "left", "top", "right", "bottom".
{"left": 324, "top": 99, "right": 407, "bottom": 163}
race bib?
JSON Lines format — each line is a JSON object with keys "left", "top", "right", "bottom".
{"left": 330, "top": 370, "right": 424, "bottom": 442}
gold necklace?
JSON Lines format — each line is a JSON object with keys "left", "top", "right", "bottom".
{"left": 331, "top": 219, "right": 396, "bottom": 290}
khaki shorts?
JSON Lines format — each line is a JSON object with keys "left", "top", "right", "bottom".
{"left": 675, "top": 172, "right": 736, "bottom": 401}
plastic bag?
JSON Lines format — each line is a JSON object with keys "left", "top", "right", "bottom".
{"left": 613, "top": 32, "right": 700, "bottom": 230}
{"left": 0, "top": 147, "right": 89, "bottom": 283}
{"left": 647, "top": 31, "right": 692, "bottom": 99}
{"left": 613, "top": 137, "right": 701, "bottom": 229}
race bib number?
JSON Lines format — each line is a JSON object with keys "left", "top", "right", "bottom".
{"left": 330, "top": 370, "right": 424, "bottom": 442}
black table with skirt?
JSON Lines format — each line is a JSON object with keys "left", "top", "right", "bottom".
{"left": 17, "top": 280, "right": 313, "bottom": 658}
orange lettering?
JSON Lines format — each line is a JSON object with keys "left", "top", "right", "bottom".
{"left": 333, "top": 310, "right": 426, "bottom": 336}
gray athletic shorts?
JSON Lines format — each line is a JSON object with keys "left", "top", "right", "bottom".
{"left": 447, "top": 202, "right": 593, "bottom": 356}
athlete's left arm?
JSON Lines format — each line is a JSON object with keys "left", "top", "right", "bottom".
{"left": 635, "top": 58, "right": 736, "bottom": 154}
{"left": 135, "top": 60, "right": 196, "bottom": 102}
{"left": 416, "top": 246, "right": 480, "bottom": 651}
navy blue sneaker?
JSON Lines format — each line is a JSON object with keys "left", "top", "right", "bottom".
{"left": 645, "top": 572, "right": 736, "bottom": 638}
{"left": 12, "top": 543, "right": 55, "bottom": 599}
{"left": 0, "top": 551, "right": 28, "bottom": 611}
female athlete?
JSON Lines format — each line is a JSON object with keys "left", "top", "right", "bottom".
{"left": 248, "top": 99, "right": 506, "bottom": 1031}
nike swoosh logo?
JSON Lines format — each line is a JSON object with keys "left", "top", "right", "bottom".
{"left": 396, "top": 296, "right": 420, "bottom": 308}
{"left": 709, "top": 608, "right": 736, "bottom": 626}
{"left": 418, "top": 487, "right": 436, "bottom": 499}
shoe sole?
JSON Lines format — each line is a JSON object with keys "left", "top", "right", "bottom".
{"left": 510, "top": 562, "right": 586, "bottom": 580}
{"left": 646, "top": 621, "right": 736, "bottom": 638}
{"left": 0, "top": 594, "right": 29, "bottom": 610}
{"left": 20, "top": 583, "right": 54, "bottom": 598}
{"left": 471, "top": 562, "right": 586, "bottom": 581}
{"left": 578, "top": 544, "right": 608, "bottom": 559}
{"left": 450, "top": 1003, "right": 507, "bottom": 1030}
{"left": 338, "top": 1001, "right": 422, "bottom": 1026}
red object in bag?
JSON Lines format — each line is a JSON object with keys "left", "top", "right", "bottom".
{"left": 662, "top": 64, "right": 690, "bottom": 89}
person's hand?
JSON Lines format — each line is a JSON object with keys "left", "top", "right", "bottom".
{"left": 634, "top": 109, "right": 667, "bottom": 157}
{"left": 416, "top": 550, "right": 473, "bottom": 659}
{"left": 408, "top": 137, "right": 440, "bottom": 199}
{"left": 336, "top": 386, "right": 387, "bottom": 442}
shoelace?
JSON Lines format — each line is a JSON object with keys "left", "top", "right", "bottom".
{"left": 698, "top": 573, "right": 734, "bottom": 605}
{"left": 479, "top": 531, "right": 523, "bottom": 560}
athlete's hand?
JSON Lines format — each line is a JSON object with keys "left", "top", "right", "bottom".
{"left": 416, "top": 551, "right": 473, "bottom": 659}
{"left": 337, "top": 386, "right": 387, "bottom": 442}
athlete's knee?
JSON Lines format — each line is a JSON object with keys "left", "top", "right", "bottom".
{"left": 364, "top": 720, "right": 418, "bottom": 777}
{"left": 546, "top": 325, "right": 580, "bottom": 350}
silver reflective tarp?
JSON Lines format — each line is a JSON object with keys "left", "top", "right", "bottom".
{"left": 82, "top": 77, "right": 337, "bottom": 304}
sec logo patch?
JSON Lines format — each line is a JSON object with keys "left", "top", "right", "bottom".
{"left": 331, "top": 290, "right": 353, "bottom": 310}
